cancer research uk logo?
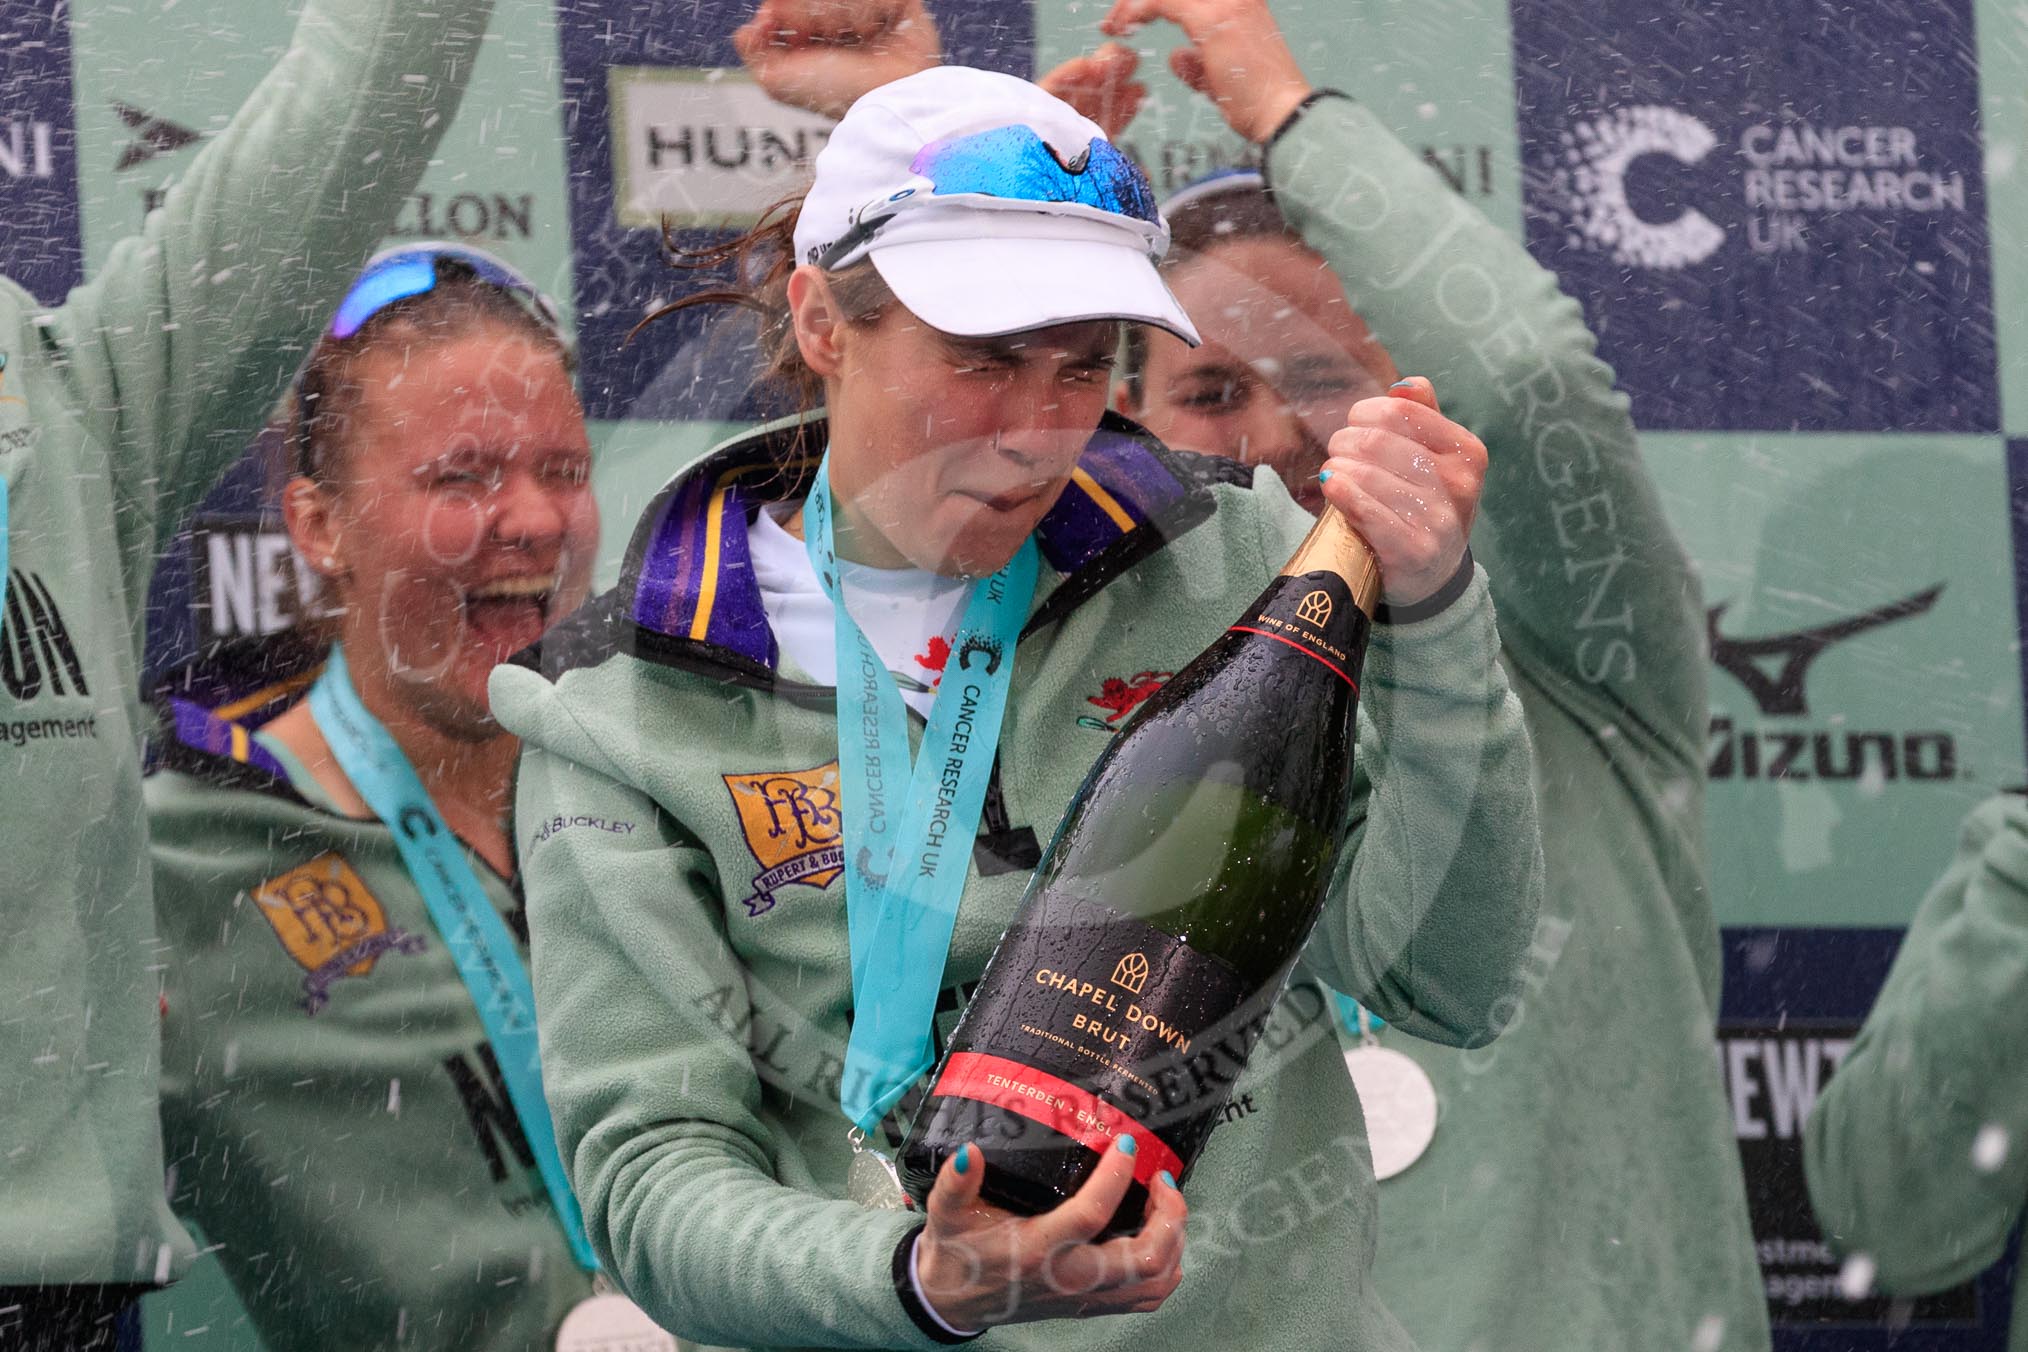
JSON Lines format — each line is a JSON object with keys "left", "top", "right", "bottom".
{"left": 1509, "top": 0, "right": 1996, "bottom": 433}
{"left": 1545, "top": 110, "right": 1969, "bottom": 273}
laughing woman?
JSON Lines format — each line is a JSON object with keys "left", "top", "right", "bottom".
{"left": 147, "top": 247, "right": 618, "bottom": 1352}
{"left": 496, "top": 66, "right": 1543, "bottom": 1350}
{"left": 1100, "top": 2, "right": 1770, "bottom": 1349}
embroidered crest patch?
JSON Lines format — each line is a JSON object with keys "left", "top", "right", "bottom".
{"left": 723, "top": 761, "right": 846, "bottom": 917}
{"left": 251, "top": 851, "right": 425, "bottom": 1014}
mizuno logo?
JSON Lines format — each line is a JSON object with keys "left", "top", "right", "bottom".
{"left": 113, "top": 102, "right": 202, "bottom": 173}
{"left": 1707, "top": 585, "right": 1943, "bottom": 717}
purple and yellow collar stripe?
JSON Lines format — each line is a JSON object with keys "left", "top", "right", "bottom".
{"left": 624, "top": 414, "right": 1190, "bottom": 669}
{"left": 169, "top": 698, "right": 290, "bottom": 780}
{"left": 1038, "top": 431, "right": 1188, "bottom": 574}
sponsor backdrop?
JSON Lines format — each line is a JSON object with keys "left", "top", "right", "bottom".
{"left": 0, "top": 1, "right": 83, "bottom": 305}
{"left": 0, "top": 0, "right": 2008, "bottom": 1343}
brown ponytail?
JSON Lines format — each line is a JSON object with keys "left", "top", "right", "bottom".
{"left": 628, "top": 195, "right": 896, "bottom": 433}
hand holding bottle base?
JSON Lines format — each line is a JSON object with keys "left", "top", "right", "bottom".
{"left": 914, "top": 1137, "right": 1189, "bottom": 1330}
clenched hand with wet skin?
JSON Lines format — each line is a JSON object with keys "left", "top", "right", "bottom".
{"left": 1318, "top": 377, "right": 1487, "bottom": 608}
{"left": 737, "top": 0, "right": 1147, "bottom": 137}
{"left": 735, "top": 0, "right": 943, "bottom": 121}
{"left": 1100, "top": 0, "right": 1314, "bottom": 144}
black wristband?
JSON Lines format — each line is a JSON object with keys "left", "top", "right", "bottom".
{"left": 892, "top": 1226, "right": 983, "bottom": 1345}
{"left": 1374, "top": 547, "right": 1476, "bottom": 625}
{"left": 1263, "top": 88, "right": 1354, "bottom": 166}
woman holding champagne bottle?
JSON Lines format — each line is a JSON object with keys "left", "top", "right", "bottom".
{"left": 494, "top": 41, "right": 1543, "bottom": 1349}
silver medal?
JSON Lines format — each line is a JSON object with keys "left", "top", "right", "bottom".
{"left": 1342, "top": 1007, "right": 1438, "bottom": 1181}
{"left": 845, "top": 1127, "right": 916, "bottom": 1211}
{"left": 554, "top": 1285, "right": 682, "bottom": 1352}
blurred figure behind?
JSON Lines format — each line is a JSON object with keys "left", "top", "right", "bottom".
{"left": 1804, "top": 790, "right": 2028, "bottom": 1347}
{"left": 1108, "top": 1, "right": 1770, "bottom": 1346}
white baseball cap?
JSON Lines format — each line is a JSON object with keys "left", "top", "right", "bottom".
{"left": 792, "top": 66, "right": 1201, "bottom": 346}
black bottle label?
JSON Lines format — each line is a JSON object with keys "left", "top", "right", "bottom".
{"left": 930, "top": 885, "right": 1264, "bottom": 1186}
{"left": 1228, "top": 571, "right": 1371, "bottom": 689}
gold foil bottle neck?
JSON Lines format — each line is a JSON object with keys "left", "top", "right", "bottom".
{"left": 1281, "top": 507, "right": 1382, "bottom": 617}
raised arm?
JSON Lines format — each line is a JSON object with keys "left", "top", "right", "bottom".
{"left": 1266, "top": 94, "right": 1706, "bottom": 768}
{"left": 1103, "top": 0, "right": 1706, "bottom": 771}
{"left": 48, "top": 0, "right": 494, "bottom": 594}
{"left": 1804, "top": 794, "right": 2028, "bottom": 1294}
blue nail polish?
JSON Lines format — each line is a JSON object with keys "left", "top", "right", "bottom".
{"left": 1390, "top": 378, "right": 1416, "bottom": 389}
{"left": 1158, "top": 1170, "right": 1177, "bottom": 1189}
{"left": 1116, "top": 1134, "right": 1138, "bottom": 1157}
{"left": 1317, "top": 469, "right": 1334, "bottom": 483}
{"left": 953, "top": 1144, "right": 971, "bottom": 1175}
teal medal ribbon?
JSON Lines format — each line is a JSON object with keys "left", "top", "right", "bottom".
{"left": 803, "top": 459, "right": 1038, "bottom": 1134}
{"left": 1332, "top": 991, "right": 1386, "bottom": 1036}
{"left": 308, "top": 645, "right": 600, "bottom": 1272}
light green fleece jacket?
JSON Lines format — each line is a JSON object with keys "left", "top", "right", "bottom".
{"left": 1268, "top": 95, "right": 1771, "bottom": 1351}
{"left": 0, "top": 0, "right": 491, "bottom": 1284}
{"left": 494, "top": 406, "right": 1545, "bottom": 1350}
{"left": 145, "top": 715, "right": 593, "bottom": 1351}
{"left": 1804, "top": 792, "right": 2028, "bottom": 1347}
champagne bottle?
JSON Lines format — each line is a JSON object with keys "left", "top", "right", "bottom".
{"left": 898, "top": 506, "right": 1384, "bottom": 1232}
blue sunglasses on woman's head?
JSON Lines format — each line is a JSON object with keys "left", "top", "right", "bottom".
{"left": 815, "top": 125, "right": 1163, "bottom": 269}
{"left": 326, "top": 243, "right": 563, "bottom": 340}
{"left": 293, "top": 243, "right": 568, "bottom": 477}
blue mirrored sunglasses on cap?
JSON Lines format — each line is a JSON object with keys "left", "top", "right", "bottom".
{"left": 326, "top": 242, "right": 563, "bottom": 340}
{"left": 816, "top": 125, "right": 1162, "bottom": 269}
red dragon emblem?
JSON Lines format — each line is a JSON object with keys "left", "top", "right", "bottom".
{"left": 913, "top": 636, "right": 952, "bottom": 689}
{"left": 1086, "top": 670, "right": 1173, "bottom": 725}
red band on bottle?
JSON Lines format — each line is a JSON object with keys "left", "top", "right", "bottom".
{"left": 934, "top": 1052, "right": 1184, "bottom": 1188}
{"left": 1227, "top": 624, "right": 1359, "bottom": 689}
